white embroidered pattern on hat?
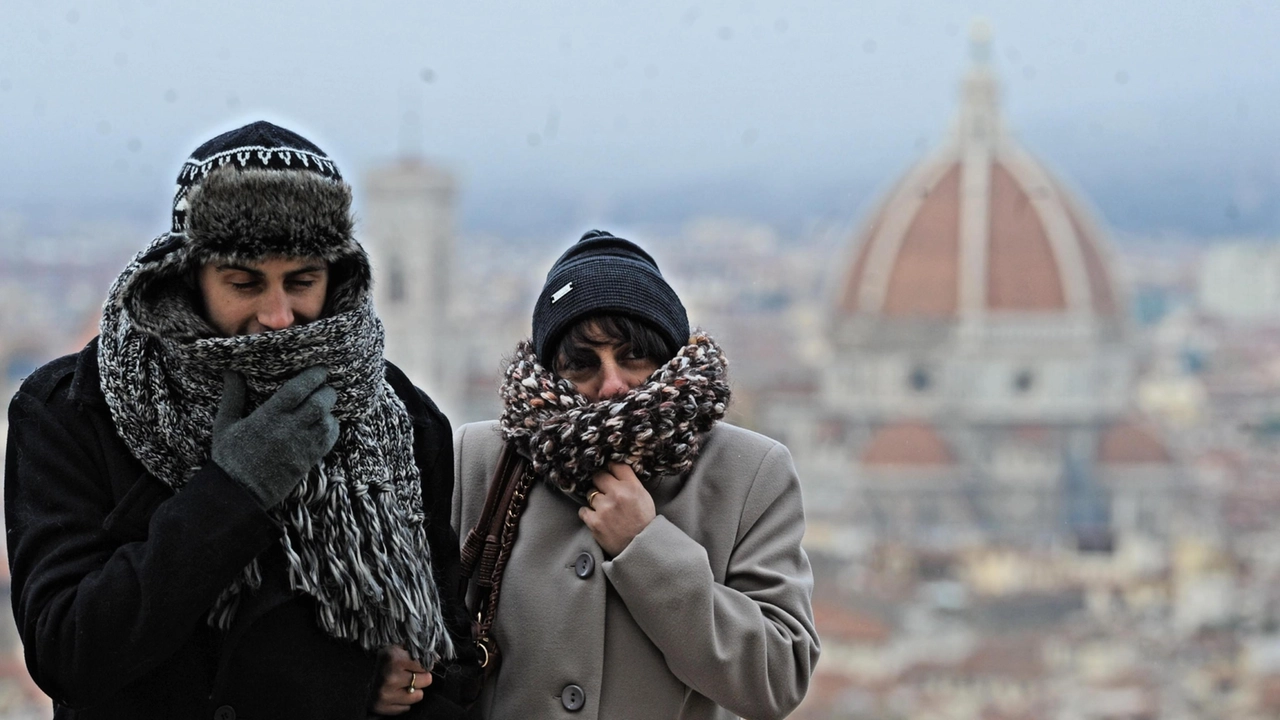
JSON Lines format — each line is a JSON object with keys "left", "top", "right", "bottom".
{"left": 171, "top": 145, "right": 340, "bottom": 234}
{"left": 181, "top": 146, "right": 336, "bottom": 181}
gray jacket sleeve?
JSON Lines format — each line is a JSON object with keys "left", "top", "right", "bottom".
{"left": 601, "top": 442, "right": 820, "bottom": 720}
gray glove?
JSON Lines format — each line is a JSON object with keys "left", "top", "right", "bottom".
{"left": 212, "top": 365, "right": 340, "bottom": 509}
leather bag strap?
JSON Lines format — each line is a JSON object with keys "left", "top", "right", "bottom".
{"left": 459, "top": 442, "right": 533, "bottom": 670}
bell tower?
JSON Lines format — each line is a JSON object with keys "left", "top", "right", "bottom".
{"left": 361, "top": 159, "right": 459, "bottom": 414}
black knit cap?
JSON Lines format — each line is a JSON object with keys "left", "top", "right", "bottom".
{"left": 532, "top": 230, "right": 689, "bottom": 368}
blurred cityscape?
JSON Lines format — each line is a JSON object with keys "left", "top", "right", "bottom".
{"left": 4, "top": 28, "right": 1280, "bottom": 720}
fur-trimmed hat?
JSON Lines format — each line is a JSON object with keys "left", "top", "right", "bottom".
{"left": 147, "top": 120, "right": 357, "bottom": 265}
{"left": 531, "top": 229, "right": 689, "bottom": 367}
{"left": 120, "top": 120, "right": 370, "bottom": 339}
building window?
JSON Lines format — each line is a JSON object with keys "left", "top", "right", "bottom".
{"left": 388, "top": 260, "right": 406, "bottom": 304}
{"left": 909, "top": 366, "right": 932, "bottom": 392}
{"left": 1013, "top": 368, "right": 1035, "bottom": 394}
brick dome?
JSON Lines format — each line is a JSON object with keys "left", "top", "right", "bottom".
{"left": 836, "top": 41, "right": 1120, "bottom": 322}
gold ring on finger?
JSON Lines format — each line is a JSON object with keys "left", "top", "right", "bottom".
{"left": 408, "top": 671, "right": 417, "bottom": 693}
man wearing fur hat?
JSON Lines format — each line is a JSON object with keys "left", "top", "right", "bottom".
{"left": 4, "top": 121, "right": 473, "bottom": 718}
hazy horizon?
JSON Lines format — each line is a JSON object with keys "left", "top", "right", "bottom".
{"left": 3, "top": 0, "right": 1278, "bottom": 241}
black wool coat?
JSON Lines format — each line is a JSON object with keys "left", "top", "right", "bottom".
{"left": 4, "top": 338, "right": 477, "bottom": 720}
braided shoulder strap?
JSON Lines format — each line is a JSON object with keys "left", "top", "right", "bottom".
{"left": 459, "top": 442, "right": 534, "bottom": 671}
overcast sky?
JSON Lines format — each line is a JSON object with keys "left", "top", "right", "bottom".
{"left": 2, "top": 0, "right": 1278, "bottom": 239}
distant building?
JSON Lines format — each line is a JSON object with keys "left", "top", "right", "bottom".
{"left": 360, "top": 159, "right": 462, "bottom": 417}
{"left": 768, "top": 26, "right": 1195, "bottom": 551}
{"left": 1199, "top": 242, "right": 1280, "bottom": 321}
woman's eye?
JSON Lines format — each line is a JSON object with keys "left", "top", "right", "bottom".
{"left": 556, "top": 356, "right": 597, "bottom": 376}
{"left": 621, "top": 349, "right": 653, "bottom": 364}
{"left": 230, "top": 281, "right": 259, "bottom": 291}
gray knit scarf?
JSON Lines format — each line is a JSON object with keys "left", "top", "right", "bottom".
{"left": 96, "top": 238, "right": 453, "bottom": 666}
{"left": 498, "top": 332, "right": 731, "bottom": 498}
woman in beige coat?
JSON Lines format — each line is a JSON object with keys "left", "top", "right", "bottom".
{"left": 453, "top": 230, "right": 819, "bottom": 719}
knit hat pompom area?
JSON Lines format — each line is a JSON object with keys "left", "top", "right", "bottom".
{"left": 531, "top": 229, "right": 689, "bottom": 368}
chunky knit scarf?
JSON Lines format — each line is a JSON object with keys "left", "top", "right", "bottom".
{"left": 498, "top": 332, "right": 731, "bottom": 498}
{"left": 96, "top": 238, "right": 453, "bottom": 666}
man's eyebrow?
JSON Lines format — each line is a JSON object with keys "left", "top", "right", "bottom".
{"left": 213, "top": 263, "right": 326, "bottom": 276}
{"left": 215, "top": 263, "right": 264, "bottom": 276}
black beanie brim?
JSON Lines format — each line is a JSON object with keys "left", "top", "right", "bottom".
{"left": 532, "top": 231, "right": 689, "bottom": 368}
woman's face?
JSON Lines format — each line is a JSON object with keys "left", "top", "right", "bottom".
{"left": 554, "top": 321, "right": 661, "bottom": 402}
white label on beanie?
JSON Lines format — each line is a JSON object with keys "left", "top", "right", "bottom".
{"left": 551, "top": 282, "right": 573, "bottom": 303}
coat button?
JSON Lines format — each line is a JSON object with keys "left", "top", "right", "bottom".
{"left": 574, "top": 552, "right": 595, "bottom": 579}
{"left": 561, "top": 683, "right": 586, "bottom": 711}
{"left": 214, "top": 706, "right": 236, "bottom": 720}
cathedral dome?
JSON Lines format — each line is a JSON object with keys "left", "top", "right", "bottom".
{"left": 835, "top": 30, "right": 1121, "bottom": 323}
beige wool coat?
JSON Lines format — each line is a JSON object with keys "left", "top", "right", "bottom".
{"left": 453, "top": 420, "right": 819, "bottom": 720}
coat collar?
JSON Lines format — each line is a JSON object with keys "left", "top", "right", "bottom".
{"left": 68, "top": 336, "right": 108, "bottom": 409}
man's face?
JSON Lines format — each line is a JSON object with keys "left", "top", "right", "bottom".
{"left": 197, "top": 256, "right": 329, "bottom": 336}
